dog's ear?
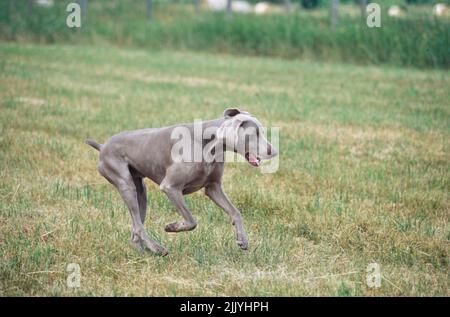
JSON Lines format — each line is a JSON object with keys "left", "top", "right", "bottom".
{"left": 224, "top": 108, "right": 241, "bottom": 118}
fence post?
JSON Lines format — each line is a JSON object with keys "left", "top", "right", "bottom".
{"left": 195, "top": 0, "right": 201, "bottom": 13}
{"left": 330, "top": 0, "right": 339, "bottom": 28}
{"left": 226, "top": 0, "right": 232, "bottom": 18}
{"left": 78, "top": 0, "right": 88, "bottom": 21}
{"left": 147, "top": 0, "right": 153, "bottom": 20}
{"left": 27, "top": 0, "right": 33, "bottom": 14}
{"left": 360, "top": 0, "right": 367, "bottom": 19}
{"left": 284, "top": 0, "right": 292, "bottom": 12}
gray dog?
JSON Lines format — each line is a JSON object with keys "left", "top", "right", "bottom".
{"left": 86, "top": 108, "right": 277, "bottom": 256}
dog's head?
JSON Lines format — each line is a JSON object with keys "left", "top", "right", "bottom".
{"left": 217, "top": 108, "right": 277, "bottom": 167}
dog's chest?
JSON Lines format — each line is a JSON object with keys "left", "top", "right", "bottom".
{"left": 182, "top": 163, "right": 219, "bottom": 194}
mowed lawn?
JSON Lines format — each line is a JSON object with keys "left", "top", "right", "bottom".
{"left": 0, "top": 43, "right": 448, "bottom": 296}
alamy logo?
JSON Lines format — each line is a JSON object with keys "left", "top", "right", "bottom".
{"left": 169, "top": 120, "right": 279, "bottom": 174}
{"left": 366, "top": 262, "right": 381, "bottom": 288}
{"left": 66, "top": 3, "right": 81, "bottom": 28}
{"left": 66, "top": 263, "right": 81, "bottom": 288}
{"left": 367, "top": 3, "right": 381, "bottom": 28}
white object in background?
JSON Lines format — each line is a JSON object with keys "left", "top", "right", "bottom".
{"left": 387, "top": 5, "right": 405, "bottom": 18}
{"left": 233, "top": 0, "right": 253, "bottom": 13}
{"left": 207, "top": 0, "right": 253, "bottom": 13}
{"left": 433, "top": 3, "right": 449, "bottom": 17}
{"left": 254, "top": 2, "right": 283, "bottom": 15}
{"left": 255, "top": 2, "right": 270, "bottom": 15}
{"left": 35, "top": 0, "right": 54, "bottom": 7}
{"left": 207, "top": 0, "right": 227, "bottom": 11}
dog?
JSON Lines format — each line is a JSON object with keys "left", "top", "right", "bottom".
{"left": 86, "top": 108, "right": 277, "bottom": 256}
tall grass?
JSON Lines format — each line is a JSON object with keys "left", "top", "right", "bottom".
{"left": 0, "top": 1, "right": 449, "bottom": 68}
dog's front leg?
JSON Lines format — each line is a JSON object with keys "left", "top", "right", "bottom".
{"left": 205, "top": 182, "right": 249, "bottom": 250}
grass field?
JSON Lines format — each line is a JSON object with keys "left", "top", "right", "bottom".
{"left": 0, "top": 42, "right": 449, "bottom": 296}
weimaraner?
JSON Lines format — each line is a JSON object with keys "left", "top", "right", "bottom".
{"left": 86, "top": 108, "right": 277, "bottom": 256}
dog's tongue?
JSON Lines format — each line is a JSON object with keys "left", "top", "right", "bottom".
{"left": 248, "top": 153, "right": 260, "bottom": 166}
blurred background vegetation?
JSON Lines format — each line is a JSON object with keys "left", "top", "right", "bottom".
{"left": 0, "top": 0, "right": 449, "bottom": 68}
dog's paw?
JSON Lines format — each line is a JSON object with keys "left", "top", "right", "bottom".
{"left": 147, "top": 243, "right": 169, "bottom": 256}
{"left": 165, "top": 221, "right": 197, "bottom": 232}
{"left": 141, "top": 239, "right": 168, "bottom": 256}
{"left": 155, "top": 246, "right": 169, "bottom": 257}
{"left": 236, "top": 234, "right": 249, "bottom": 250}
{"left": 164, "top": 222, "right": 179, "bottom": 232}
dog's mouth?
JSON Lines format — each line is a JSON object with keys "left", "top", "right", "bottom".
{"left": 245, "top": 152, "right": 261, "bottom": 167}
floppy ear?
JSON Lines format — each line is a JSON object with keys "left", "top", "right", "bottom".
{"left": 224, "top": 108, "right": 241, "bottom": 118}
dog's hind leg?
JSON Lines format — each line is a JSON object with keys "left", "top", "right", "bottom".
{"left": 133, "top": 176, "right": 148, "bottom": 224}
{"left": 129, "top": 176, "right": 148, "bottom": 251}
{"left": 99, "top": 160, "right": 167, "bottom": 256}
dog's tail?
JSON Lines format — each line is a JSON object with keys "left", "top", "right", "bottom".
{"left": 85, "top": 139, "right": 103, "bottom": 151}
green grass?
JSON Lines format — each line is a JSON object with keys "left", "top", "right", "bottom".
{"left": 1, "top": 1, "right": 449, "bottom": 68}
{"left": 0, "top": 42, "right": 449, "bottom": 296}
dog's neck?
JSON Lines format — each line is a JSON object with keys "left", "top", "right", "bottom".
{"left": 202, "top": 118, "right": 227, "bottom": 163}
